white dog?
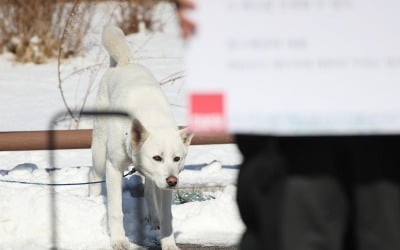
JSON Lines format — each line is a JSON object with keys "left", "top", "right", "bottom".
{"left": 89, "top": 25, "right": 193, "bottom": 250}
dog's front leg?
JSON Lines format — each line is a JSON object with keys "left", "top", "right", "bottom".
{"left": 106, "top": 160, "right": 131, "bottom": 250}
{"left": 158, "top": 188, "right": 180, "bottom": 250}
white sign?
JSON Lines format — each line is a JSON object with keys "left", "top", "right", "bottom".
{"left": 185, "top": 0, "right": 400, "bottom": 135}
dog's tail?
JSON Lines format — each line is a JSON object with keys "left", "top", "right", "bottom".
{"left": 102, "top": 24, "right": 134, "bottom": 67}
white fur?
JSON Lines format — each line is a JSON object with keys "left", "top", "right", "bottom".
{"left": 89, "top": 25, "right": 193, "bottom": 250}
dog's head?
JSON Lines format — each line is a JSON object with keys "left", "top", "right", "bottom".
{"left": 129, "top": 119, "right": 193, "bottom": 189}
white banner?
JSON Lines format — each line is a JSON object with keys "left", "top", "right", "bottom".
{"left": 185, "top": 0, "right": 400, "bottom": 135}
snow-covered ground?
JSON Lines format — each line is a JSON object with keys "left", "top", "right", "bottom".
{"left": 0, "top": 3, "right": 244, "bottom": 250}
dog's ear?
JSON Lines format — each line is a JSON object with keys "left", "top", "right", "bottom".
{"left": 131, "top": 119, "right": 149, "bottom": 148}
{"left": 179, "top": 127, "right": 194, "bottom": 147}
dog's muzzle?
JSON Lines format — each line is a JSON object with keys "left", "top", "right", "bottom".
{"left": 166, "top": 176, "right": 178, "bottom": 187}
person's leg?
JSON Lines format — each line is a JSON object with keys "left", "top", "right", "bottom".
{"left": 236, "top": 135, "right": 286, "bottom": 249}
{"left": 355, "top": 182, "right": 400, "bottom": 250}
{"left": 280, "top": 137, "right": 349, "bottom": 250}
{"left": 352, "top": 136, "right": 400, "bottom": 250}
{"left": 281, "top": 176, "right": 349, "bottom": 250}
{"left": 236, "top": 136, "right": 350, "bottom": 250}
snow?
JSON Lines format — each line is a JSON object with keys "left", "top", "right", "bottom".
{"left": 0, "top": 2, "right": 244, "bottom": 249}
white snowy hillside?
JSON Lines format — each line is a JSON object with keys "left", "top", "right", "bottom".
{"left": 0, "top": 2, "right": 244, "bottom": 250}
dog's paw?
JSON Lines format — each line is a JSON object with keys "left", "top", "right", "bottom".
{"left": 111, "top": 238, "right": 145, "bottom": 250}
{"left": 131, "top": 245, "right": 147, "bottom": 250}
{"left": 161, "top": 245, "right": 181, "bottom": 250}
{"left": 111, "top": 238, "right": 130, "bottom": 250}
{"left": 161, "top": 236, "right": 180, "bottom": 250}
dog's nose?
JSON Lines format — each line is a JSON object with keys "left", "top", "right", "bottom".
{"left": 166, "top": 176, "right": 177, "bottom": 187}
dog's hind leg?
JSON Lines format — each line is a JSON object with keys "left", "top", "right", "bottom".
{"left": 144, "top": 179, "right": 161, "bottom": 230}
{"left": 145, "top": 182, "right": 180, "bottom": 250}
{"left": 158, "top": 189, "right": 180, "bottom": 250}
{"left": 89, "top": 128, "right": 107, "bottom": 197}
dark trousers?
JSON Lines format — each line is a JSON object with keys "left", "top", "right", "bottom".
{"left": 236, "top": 135, "right": 400, "bottom": 250}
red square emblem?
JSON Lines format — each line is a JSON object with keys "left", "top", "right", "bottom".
{"left": 189, "top": 92, "right": 226, "bottom": 132}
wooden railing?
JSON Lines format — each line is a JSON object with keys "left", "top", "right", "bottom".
{"left": 0, "top": 130, "right": 235, "bottom": 151}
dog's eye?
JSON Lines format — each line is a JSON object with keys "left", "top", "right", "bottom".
{"left": 152, "top": 155, "right": 163, "bottom": 162}
{"left": 173, "top": 156, "right": 181, "bottom": 162}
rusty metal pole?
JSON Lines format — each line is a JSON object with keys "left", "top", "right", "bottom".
{"left": 0, "top": 129, "right": 235, "bottom": 151}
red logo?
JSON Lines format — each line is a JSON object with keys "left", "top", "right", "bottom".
{"left": 189, "top": 92, "right": 226, "bottom": 133}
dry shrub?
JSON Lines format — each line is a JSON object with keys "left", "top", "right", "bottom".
{"left": 116, "top": 0, "right": 171, "bottom": 35}
{"left": 0, "top": 0, "right": 93, "bottom": 64}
